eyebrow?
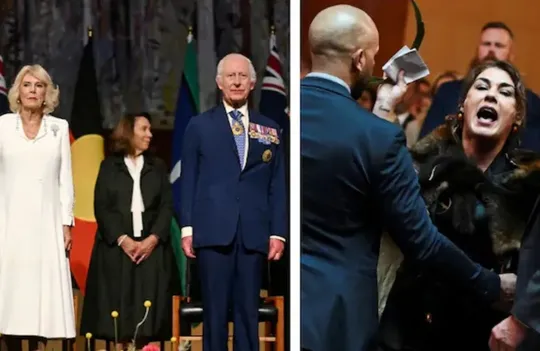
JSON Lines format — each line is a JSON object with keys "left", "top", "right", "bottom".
{"left": 476, "top": 77, "right": 515, "bottom": 89}
{"left": 481, "top": 40, "right": 508, "bottom": 45}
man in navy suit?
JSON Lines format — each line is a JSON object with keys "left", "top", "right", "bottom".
{"left": 419, "top": 22, "right": 540, "bottom": 151}
{"left": 179, "top": 53, "right": 286, "bottom": 351}
{"left": 301, "top": 6, "right": 513, "bottom": 351}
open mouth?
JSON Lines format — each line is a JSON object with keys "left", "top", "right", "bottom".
{"left": 476, "top": 106, "right": 498, "bottom": 124}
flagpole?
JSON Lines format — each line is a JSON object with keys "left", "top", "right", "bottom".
{"left": 270, "top": 25, "right": 276, "bottom": 49}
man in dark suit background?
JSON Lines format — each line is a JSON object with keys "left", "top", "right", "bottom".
{"left": 179, "top": 53, "right": 287, "bottom": 351}
{"left": 419, "top": 22, "right": 540, "bottom": 151}
{"left": 300, "top": 5, "right": 514, "bottom": 351}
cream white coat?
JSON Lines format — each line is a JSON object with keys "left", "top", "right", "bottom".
{"left": 0, "top": 113, "right": 75, "bottom": 338}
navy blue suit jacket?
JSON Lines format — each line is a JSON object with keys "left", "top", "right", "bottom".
{"left": 300, "top": 76, "right": 501, "bottom": 351}
{"left": 513, "top": 196, "right": 540, "bottom": 340}
{"left": 179, "top": 103, "right": 287, "bottom": 253}
{"left": 420, "top": 80, "right": 540, "bottom": 151}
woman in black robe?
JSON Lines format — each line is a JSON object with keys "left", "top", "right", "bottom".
{"left": 378, "top": 60, "right": 540, "bottom": 351}
{"left": 80, "top": 113, "right": 176, "bottom": 348}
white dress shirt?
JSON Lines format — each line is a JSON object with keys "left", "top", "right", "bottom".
{"left": 181, "top": 101, "right": 285, "bottom": 242}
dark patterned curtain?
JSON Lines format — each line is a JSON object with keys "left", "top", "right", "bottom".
{"left": 0, "top": 0, "right": 290, "bottom": 129}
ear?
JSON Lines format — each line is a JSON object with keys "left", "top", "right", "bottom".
{"left": 249, "top": 80, "right": 256, "bottom": 91}
{"left": 216, "top": 76, "right": 224, "bottom": 90}
{"left": 352, "top": 48, "right": 366, "bottom": 73}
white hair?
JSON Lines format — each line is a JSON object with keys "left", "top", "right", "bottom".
{"left": 216, "top": 54, "right": 257, "bottom": 82}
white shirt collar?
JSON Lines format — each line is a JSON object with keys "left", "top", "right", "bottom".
{"left": 223, "top": 100, "right": 249, "bottom": 118}
{"left": 124, "top": 154, "right": 144, "bottom": 170}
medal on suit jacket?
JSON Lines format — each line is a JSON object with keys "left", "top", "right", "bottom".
{"left": 249, "top": 122, "right": 280, "bottom": 145}
{"left": 262, "top": 149, "right": 272, "bottom": 162}
{"left": 232, "top": 121, "right": 244, "bottom": 136}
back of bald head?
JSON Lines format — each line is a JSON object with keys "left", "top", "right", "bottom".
{"left": 309, "top": 5, "right": 378, "bottom": 59}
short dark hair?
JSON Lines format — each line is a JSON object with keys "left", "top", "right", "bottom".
{"left": 110, "top": 112, "right": 152, "bottom": 155}
{"left": 362, "top": 85, "right": 377, "bottom": 103}
{"left": 459, "top": 60, "right": 526, "bottom": 125}
{"left": 481, "top": 21, "right": 514, "bottom": 39}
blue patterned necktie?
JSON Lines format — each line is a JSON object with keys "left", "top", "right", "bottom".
{"left": 230, "top": 109, "right": 246, "bottom": 168}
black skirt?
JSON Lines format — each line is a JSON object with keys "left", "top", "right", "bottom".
{"left": 80, "top": 233, "right": 181, "bottom": 342}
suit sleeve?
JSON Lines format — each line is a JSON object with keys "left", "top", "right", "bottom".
{"left": 150, "top": 160, "right": 174, "bottom": 242}
{"left": 59, "top": 121, "right": 75, "bottom": 226}
{"left": 418, "top": 84, "right": 452, "bottom": 139}
{"left": 512, "top": 206, "right": 540, "bottom": 333}
{"left": 512, "top": 270, "right": 540, "bottom": 334}
{"left": 269, "top": 128, "right": 287, "bottom": 240}
{"left": 375, "top": 130, "right": 500, "bottom": 303}
{"left": 179, "top": 119, "right": 200, "bottom": 229}
{"left": 94, "top": 160, "right": 125, "bottom": 246}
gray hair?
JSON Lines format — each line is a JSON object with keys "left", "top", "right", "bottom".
{"left": 216, "top": 54, "right": 257, "bottom": 82}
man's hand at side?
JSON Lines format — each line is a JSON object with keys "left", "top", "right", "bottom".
{"left": 182, "top": 236, "right": 196, "bottom": 258}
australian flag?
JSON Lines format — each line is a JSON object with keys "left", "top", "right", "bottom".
{"left": 259, "top": 32, "right": 288, "bottom": 134}
{"left": 0, "top": 55, "right": 9, "bottom": 115}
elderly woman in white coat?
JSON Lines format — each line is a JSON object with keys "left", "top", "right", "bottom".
{"left": 0, "top": 65, "right": 75, "bottom": 349}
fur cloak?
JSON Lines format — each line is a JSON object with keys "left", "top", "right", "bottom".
{"left": 377, "top": 119, "right": 540, "bottom": 317}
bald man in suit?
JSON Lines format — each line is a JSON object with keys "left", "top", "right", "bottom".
{"left": 301, "top": 6, "right": 512, "bottom": 351}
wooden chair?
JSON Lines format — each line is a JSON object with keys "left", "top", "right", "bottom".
{"left": 171, "top": 259, "right": 285, "bottom": 351}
